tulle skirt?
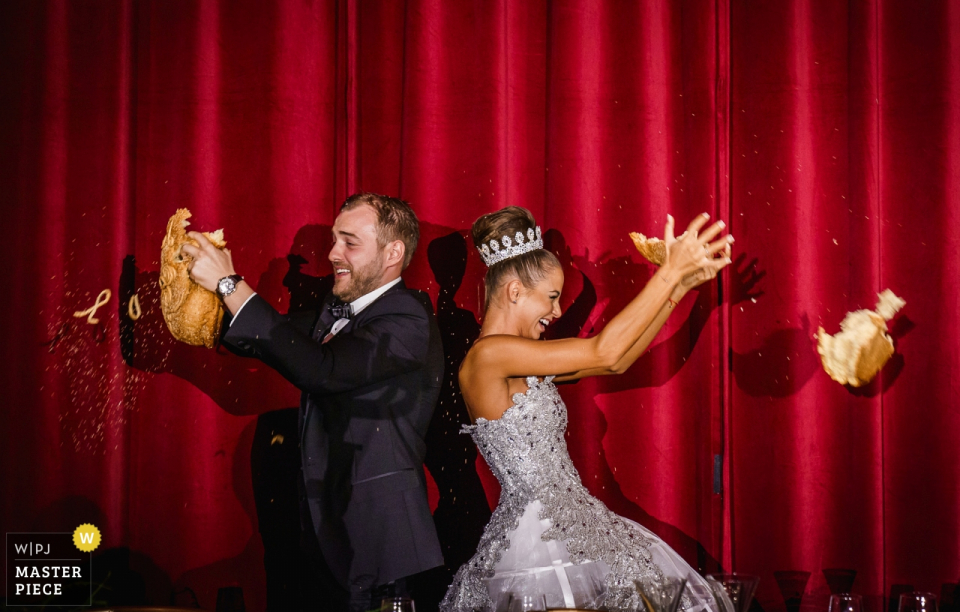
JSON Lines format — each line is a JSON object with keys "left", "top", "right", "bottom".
{"left": 482, "top": 500, "right": 721, "bottom": 612}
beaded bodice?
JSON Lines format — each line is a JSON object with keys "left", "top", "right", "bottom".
{"left": 468, "top": 376, "right": 580, "bottom": 505}
{"left": 440, "top": 376, "right": 666, "bottom": 612}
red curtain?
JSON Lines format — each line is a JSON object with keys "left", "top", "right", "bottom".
{"left": 1, "top": 1, "right": 957, "bottom": 611}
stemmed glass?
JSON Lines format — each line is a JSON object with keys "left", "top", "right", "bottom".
{"left": 636, "top": 576, "right": 688, "bottom": 612}
{"left": 506, "top": 593, "right": 548, "bottom": 611}
{"left": 706, "top": 573, "right": 760, "bottom": 612}
{"left": 379, "top": 596, "right": 416, "bottom": 612}
{"left": 828, "top": 593, "right": 863, "bottom": 612}
{"left": 899, "top": 592, "right": 938, "bottom": 612}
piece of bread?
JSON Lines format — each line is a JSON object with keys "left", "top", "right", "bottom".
{"left": 629, "top": 232, "right": 667, "bottom": 266}
{"left": 816, "top": 289, "right": 906, "bottom": 387}
{"left": 159, "top": 209, "right": 226, "bottom": 348}
{"left": 629, "top": 230, "right": 689, "bottom": 266}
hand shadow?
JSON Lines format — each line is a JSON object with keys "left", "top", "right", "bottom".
{"left": 729, "top": 253, "right": 766, "bottom": 306}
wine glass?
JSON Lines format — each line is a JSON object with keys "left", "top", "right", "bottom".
{"left": 706, "top": 573, "right": 760, "bottom": 612}
{"left": 379, "top": 595, "right": 416, "bottom": 612}
{"left": 828, "top": 593, "right": 863, "bottom": 612}
{"left": 636, "top": 576, "right": 688, "bottom": 612}
{"left": 899, "top": 592, "right": 938, "bottom": 612}
{"left": 506, "top": 593, "right": 548, "bottom": 611}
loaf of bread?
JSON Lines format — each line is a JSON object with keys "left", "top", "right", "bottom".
{"left": 159, "top": 209, "right": 226, "bottom": 348}
{"left": 816, "top": 289, "right": 906, "bottom": 387}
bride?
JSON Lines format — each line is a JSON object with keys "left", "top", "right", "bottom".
{"left": 440, "top": 206, "right": 734, "bottom": 612}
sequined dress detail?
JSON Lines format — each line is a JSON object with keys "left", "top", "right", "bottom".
{"left": 440, "top": 376, "right": 721, "bottom": 612}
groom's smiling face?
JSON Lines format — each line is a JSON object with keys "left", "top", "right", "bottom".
{"left": 329, "top": 204, "right": 387, "bottom": 302}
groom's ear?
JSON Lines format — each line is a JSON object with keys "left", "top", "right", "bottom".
{"left": 384, "top": 239, "right": 405, "bottom": 268}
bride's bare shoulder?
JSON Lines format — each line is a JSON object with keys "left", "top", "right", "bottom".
{"left": 460, "top": 335, "right": 515, "bottom": 374}
{"left": 459, "top": 344, "right": 514, "bottom": 422}
{"left": 459, "top": 336, "right": 519, "bottom": 384}
{"left": 469, "top": 333, "right": 529, "bottom": 355}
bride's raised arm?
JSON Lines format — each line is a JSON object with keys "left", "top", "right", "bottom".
{"left": 463, "top": 213, "right": 731, "bottom": 384}
{"left": 556, "top": 229, "right": 733, "bottom": 382}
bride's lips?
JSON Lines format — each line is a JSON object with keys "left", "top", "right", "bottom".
{"left": 537, "top": 317, "right": 551, "bottom": 333}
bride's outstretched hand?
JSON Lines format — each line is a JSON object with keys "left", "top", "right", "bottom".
{"left": 662, "top": 212, "right": 733, "bottom": 290}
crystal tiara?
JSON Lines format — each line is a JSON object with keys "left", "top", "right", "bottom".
{"left": 477, "top": 226, "right": 543, "bottom": 267}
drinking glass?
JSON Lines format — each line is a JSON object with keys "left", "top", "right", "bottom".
{"left": 706, "top": 573, "right": 760, "bottom": 612}
{"left": 636, "top": 576, "right": 688, "bottom": 612}
{"left": 828, "top": 593, "right": 863, "bottom": 612}
{"left": 899, "top": 592, "right": 938, "bottom": 612}
{"left": 506, "top": 593, "right": 548, "bottom": 611}
{"left": 379, "top": 595, "right": 416, "bottom": 612}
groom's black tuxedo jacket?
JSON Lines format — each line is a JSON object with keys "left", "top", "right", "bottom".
{"left": 222, "top": 280, "right": 444, "bottom": 588}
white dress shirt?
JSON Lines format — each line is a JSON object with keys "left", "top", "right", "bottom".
{"left": 326, "top": 276, "right": 402, "bottom": 338}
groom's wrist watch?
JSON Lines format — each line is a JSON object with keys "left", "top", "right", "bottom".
{"left": 216, "top": 274, "right": 244, "bottom": 299}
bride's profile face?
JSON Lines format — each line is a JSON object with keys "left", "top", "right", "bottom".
{"left": 515, "top": 265, "right": 564, "bottom": 339}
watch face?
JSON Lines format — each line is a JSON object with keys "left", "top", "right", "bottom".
{"left": 218, "top": 278, "right": 234, "bottom": 295}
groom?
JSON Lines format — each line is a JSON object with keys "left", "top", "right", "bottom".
{"left": 183, "top": 193, "right": 444, "bottom": 611}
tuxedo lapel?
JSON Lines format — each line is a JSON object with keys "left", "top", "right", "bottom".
{"left": 302, "top": 295, "right": 337, "bottom": 444}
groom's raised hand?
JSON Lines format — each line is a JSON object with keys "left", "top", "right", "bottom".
{"left": 181, "top": 232, "right": 254, "bottom": 315}
{"left": 181, "top": 231, "right": 237, "bottom": 292}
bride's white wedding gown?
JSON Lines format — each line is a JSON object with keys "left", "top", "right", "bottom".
{"left": 440, "top": 376, "right": 724, "bottom": 612}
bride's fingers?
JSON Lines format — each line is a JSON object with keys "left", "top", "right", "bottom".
{"left": 697, "top": 220, "right": 727, "bottom": 244}
{"left": 709, "top": 251, "right": 733, "bottom": 273}
{"left": 705, "top": 234, "right": 734, "bottom": 256}
{"left": 665, "top": 214, "right": 676, "bottom": 242}
{"left": 685, "top": 212, "right": 711, "bottom": 236}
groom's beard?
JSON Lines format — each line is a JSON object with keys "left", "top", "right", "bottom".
{"left": 332, "top": 252, "right": 385, "bottom": 303}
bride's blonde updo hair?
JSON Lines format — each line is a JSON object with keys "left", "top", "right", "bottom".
{"left": 471, "top": 206, "right": 560, "bottom": 310}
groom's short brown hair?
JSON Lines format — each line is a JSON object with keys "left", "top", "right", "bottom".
{"left": 341, "top": 192, "right": 420, "bottom": 270}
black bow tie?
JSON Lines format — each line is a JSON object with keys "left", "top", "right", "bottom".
{"left": 329, "top": 302, "right": 352, "bottom": 320}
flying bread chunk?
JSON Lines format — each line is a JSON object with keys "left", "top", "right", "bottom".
{"left": 159, "top": 208, "right": 226, "bottom": 348}
{"left": 817, "top": 289, "right": 906, "bottom": 387}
